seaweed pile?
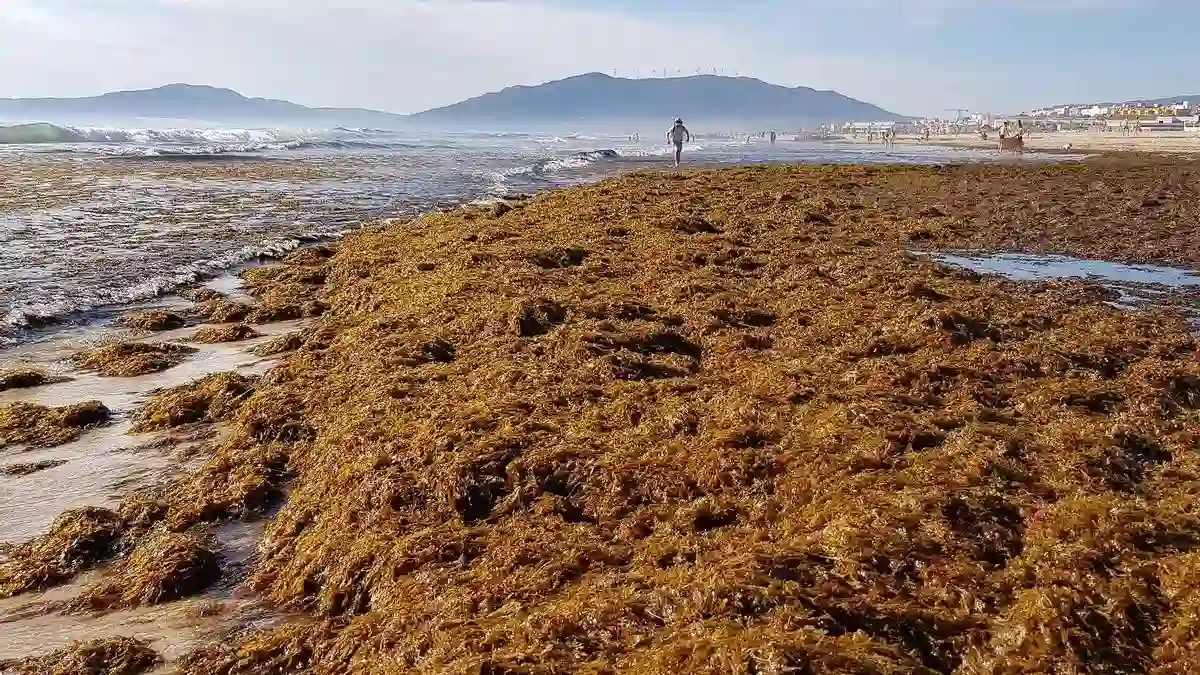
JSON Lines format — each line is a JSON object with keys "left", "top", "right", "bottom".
{"left": 117, "top": 310, "right": 189, "bottom": 332}
{"left": 0, "top": 506, "right": 126, "bottom": 596}
{"left": 71, "top": 531, "right": 221, "bottom": 610}
{"left": 0, "top": 400, "right": 110, "bottom": 448}
{"left": 0, "top": 637, "right": 160, "bottom": 675}
{"left": 191, "top": 324, "right": 261, "bottom": 344}
{"left": 2, "top": 458, "right": 68, "bottom": 476}
{"left": 861, "top": 155, "right": 1200, "bottom": 267}
{"left": 73, "top": 342, "right": 197, "bottom": 377}
{"left": 9, "top": 157, "right": 1200, "bottom": 673}
{"left": 252, "top": 331, "right": 306, "bottom": 357}
{"left": 131, "top": 373, "right": 259, "bottom": 432}
{"left": 236, "top": 249, "right": 331, "bottom": 324}
{"left": 0, "top": 367, "right": 60, "bottom": 391}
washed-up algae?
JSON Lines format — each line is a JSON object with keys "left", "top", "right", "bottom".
{"left": 131, "top": 373, "right": 259, "bottom": 432}
{"left": 196, "top": 298, "right": 254, "bottom": 324}
{"left": 74, "top": 342, "right": 197, "bottom": 377}
{"left": 117, "top": 310, "right": 188, "bottom": 332}
{"left": 2, "top": 458, "right": 68, "bottom": 476}
{"left": 19, "top": 158, "right": 1200, "bottom": 673}
{"left": 0, "top": 636, "right": 160, "bottom": 675}
{"left": 0, "top": 507, "right": 125, "bottom": 596}
{"left": 0, "top": 367, "right": 64, "bottom": 391}
{"left": 71, "top": 531, "right": 220, "bottom": 611}
{"left": 0, "top": 400, "right": 110, "bottom": 449}
{"left": 183, "top": 287, "right": 226, "bottom": 303}
{"left": 238, "top": 255, "right": 329, "bottom": 324}
{"left": 252, "top": 331, "right": 305, "bottom": 356}
{"left": 281, "top": 244, "right": 336, "bottom": 267}
{"left": 191, "top": 323, "right": 261, "bottom": 344}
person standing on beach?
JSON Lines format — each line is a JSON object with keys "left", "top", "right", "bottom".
{"left": 667, "top": 118, "right": 691, "bottom": 167}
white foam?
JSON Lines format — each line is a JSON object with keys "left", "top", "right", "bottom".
{"left": 0, "top": 230, "right": 348, "bottom": 330}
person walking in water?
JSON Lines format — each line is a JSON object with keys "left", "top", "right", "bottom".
{"left": 667, "top": 118, "right": 691, "bottom": 167}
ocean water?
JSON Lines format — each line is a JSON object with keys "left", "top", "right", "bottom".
{"left": 0, "top": 123, "right": 1067, "bottom": 347}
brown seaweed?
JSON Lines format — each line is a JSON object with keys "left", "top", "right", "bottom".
{"left": 191, "top": 323, "right": 261, "bottom": 344}
{"left": 18, "top": 158, "right": 1200, "bottom": 672}
{"left": 71, "top": 531, "right": 220, "bottom": 610}
{"left": 131, "top": 373, "right": 259, "bottom": 432}
{"left": 0, "top": 400, "right": 110, "bottom": 448}
{"left": 0, "top": 637, "right": 160, "bottom": 675}
{"left": 117, "top": 310, "right": 188, "bottom": 332}
{"left": 74, "top": 342, "right": 197, "bottom": 377}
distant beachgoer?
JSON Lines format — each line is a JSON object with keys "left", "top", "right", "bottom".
{"left": 667, "top": 118, "right": 691, "bottom": 167}
{"left": 769, "top": 131, "right": 777, "bottom": 144}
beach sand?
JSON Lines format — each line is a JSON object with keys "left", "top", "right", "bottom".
{"left": 839, "top": 130, "right": 1200, "bottom": 154}
{"left": 5, "top": 155, "right": 1200, "bottom": 673}
{"left": 840, "top": 129, "right": 1200, "bottom": 154}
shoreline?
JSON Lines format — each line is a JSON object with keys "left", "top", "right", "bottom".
{"left": 5, "top": 156, "right": 1200, "bottom": 671}
{"left": 0, "top": 143, "right": 1056, "bottom": 351}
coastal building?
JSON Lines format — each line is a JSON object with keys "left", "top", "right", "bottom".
{"left": 842, "top": 122, "right": 896, "bottom": 133}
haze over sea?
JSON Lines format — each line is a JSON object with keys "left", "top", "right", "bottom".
{"left": 0, "top": 120, "right": 1051, "bottom": 348}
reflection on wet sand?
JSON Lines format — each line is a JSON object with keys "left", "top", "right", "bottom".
{"left": 0, "top": 521, "right": 284, "bottom": 666}
{"left": 0, "top": 319, "right": 302, "bottom": 544}
{"left": 0, "top": 316, "right": 308, "bottom": 668}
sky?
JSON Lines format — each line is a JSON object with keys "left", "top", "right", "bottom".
{"left": 1, "top": 0, "right": 1197, "bottom": 117}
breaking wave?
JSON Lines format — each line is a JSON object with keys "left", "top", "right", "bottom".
{"left": 0, "top": 230, "right": 346, "bottom": 331}
{"left": 478, "top": 148, "right": 631, "bottom": 197}
{"left": 0, "top": 122, "right": 438, "bottom": 156}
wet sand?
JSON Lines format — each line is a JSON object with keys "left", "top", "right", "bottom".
{"left": 0, "top": 309, "right": 305, "bottom": 666}
{"left": 6, "top": 155, "right": 1200, "bottom": 672}
{"left": 0, "top": 318, "right": 301, "bottom": 544}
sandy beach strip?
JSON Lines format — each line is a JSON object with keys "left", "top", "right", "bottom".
{"left": 836, "top": 129, "right": 1200, "bottom": 155}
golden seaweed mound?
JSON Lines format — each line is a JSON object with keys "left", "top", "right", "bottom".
{"left": 30, "top": 159, "right": 1200, "bottom": 673}
{"left": 72, "top": 531, "right": 220, "bottom": 610}
{"left": 0, "top": 400, "right": 110, "bottom": 448}
{"left": 0, "top": 637, "right": 160, "bottom": 675}
{"left": 117, "top": 310, "right": 188, "bottom": 332}
{"left": 252, "top": 330, "right": 305, "bottom": 356}
{"left": 0, "top": 367, "right": 57, "bottom": 391}
{"left": 131, "top": 372, "right": 259, "bottom": 432}
{"left": 2, "top": 458, "right": 68, "bottom": 476}
{"left": 191, "top": 323, "right": 261, "bottom": 344}
{"left": 0, "top": 507, "right": 125, "bottom": 596}
{"left": 74, "top": 342, "right": 197, "bottom": 377}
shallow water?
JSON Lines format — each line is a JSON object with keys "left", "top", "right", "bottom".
{"left": 930, "top": 250, "right": 1200, "bottom": 321}
{"left": 0, "top": 321, "right": 299, "bottom": 544}
{"left": 0, "top": 316, "right": 300, "bottom": 665}
{"left": 0, "top": 569, "right": 280, "bottom": 664}
{"left": 935, "top": 251, "right": 1200, "bottom": 287}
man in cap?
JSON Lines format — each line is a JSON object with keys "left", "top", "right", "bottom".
{"left": 667, "top": 117, "right": 691, "bottom": 167}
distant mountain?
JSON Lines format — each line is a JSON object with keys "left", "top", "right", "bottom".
{"left": 0, "top": 76, "right": 907, "bottom": 129}
{"left": 0, "top": 84, "right": 406, "bottom": 126}
{"left": 412, "top": 73, "right": 906, "bottom": 124}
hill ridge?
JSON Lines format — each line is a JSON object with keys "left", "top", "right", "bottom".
{"left": 415, "top": 72, "right": 906, "bottom": 123}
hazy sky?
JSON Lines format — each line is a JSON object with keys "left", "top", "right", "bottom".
{"left": 2, "top": 0, "right": 1195, "bottom": 116}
